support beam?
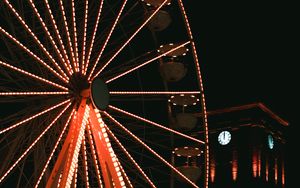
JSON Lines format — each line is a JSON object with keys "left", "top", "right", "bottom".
{"left": 89, "top": 107, "right": 126, "bottom": 188}
{"left": 46, "top": 99, "right": 88, "bottom": 188}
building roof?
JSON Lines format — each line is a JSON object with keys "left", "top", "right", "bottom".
{"left": 196, "top": 102, "right": 289, "bottom": 127}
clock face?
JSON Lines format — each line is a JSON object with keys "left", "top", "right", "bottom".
{"left": 218, "top": 131, "right": 231, "bottom": 145}
{"left": 268, "top": 135, "right": 274, "bottom": 149}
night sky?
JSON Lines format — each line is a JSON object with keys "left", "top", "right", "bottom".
{"left": 187, "top": 1, "right": 297, "bottom": 187}
{"left": 0, "top": 1, "right": 297, "bottom": 187}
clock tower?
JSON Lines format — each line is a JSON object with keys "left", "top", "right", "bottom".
{"left": 198, "top": 103, "right": 288, "bottom": 188}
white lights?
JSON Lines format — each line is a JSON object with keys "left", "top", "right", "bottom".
{"left": 64, "top": 105, "right": 90, "bottom": 188}
{"left": 35, "top": 109, "right": 75, "bottom": 188}
{"left": 0, "top": 0, "right": 210, "bottom": 187}
{"left": 28, "top": 0, "right": 69, "bottom": 77}
{"left": 0, "top": 102, "right": 71, "bottom": 184}
{"left": 71, "top": 0, "right": 79, "bottom": 72}
{"left": 82, "top": 136, "right": 90, "bottom": 187}
{"left": 105, "top": 124, "right": 156, "bottom": 188}
{"left": 105, "top": 41, "right": 191, "bottom": 83}
{"left": 0, "top": 26, "right": 68, "bottom": 82}
{"left": 4, "top": 0, "right": 69, "bottom": 80}
{"left": 0, "top": 60, "right": 68, "bottom": 91}
{"left": 84, "top": 0, "right": 104, "bottom": 75}
{"left": 92, "top": 0, "right": 169, "bottom": 80}
{"left": 87, "top": 0, "right": 128, "bottom": 80}
{"left": 157, "top": 43, "right": 189, "bottom": 57}
{"left": 109, "top": 105, "right": 204, "bottom": 144}
{"left": 103, "top": 111, "right": 198, "bottom": 188}
{"left": 178, "top": 0, "right": 210, "bottom": 187}
{"left": 87, "top": 124, "right": 103, "bottom": 188}
{"left": 109, "top": 91, "right": 201, "bottom": 95}
{"left": 59, "top": 0, "right": 76, "bottom": 73}
{"left": 0, "top": 92, "right": 69, "bottom": 96}
{"left": 0, "top": 99, "right": 71, "bottom": 135}
{"left": 44, "top": 0, "right": 73, "bottom": 75}
{"left": 168, "top": 94, "right": 199, "bottom": 106}
{"left": 81, "top": 0, "right": 89, "bottom": 74}
{"left": 90, "top": 108, "right": 126, "bottom": 187}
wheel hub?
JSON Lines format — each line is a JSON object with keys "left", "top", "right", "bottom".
{"left": 69, "top": 74, "right": 110, "bottom": 110}
{"left": 69, "top": 73, "right": 89, "bottom": 100}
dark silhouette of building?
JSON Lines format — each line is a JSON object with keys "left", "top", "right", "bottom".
{"left": 204, "top": 103, "right": 288, "bottom": 188}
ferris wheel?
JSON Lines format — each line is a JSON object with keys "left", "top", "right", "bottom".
{"left": 0, "top": 0, "right": 209, "bottom": 187}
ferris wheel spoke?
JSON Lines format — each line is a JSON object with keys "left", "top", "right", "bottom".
{"left": 71, "top": 0, "right": 79, "bottom": 72}
{"left": 0, "top": 60, "right": 69, "bottom": 91}
{"left": 0, "top": 26, "right": 68, "bottom": 83}
{"left": 89, "top": 107, "right": 127, "bottom": 188}
{"left": 102, "top": 111, "right": 199, "bottom": 188}
{"left": 46, "top": 103, "right": 87, "bottom": 188}
{"left": 0, "top": 99, "right": 71, "bottom": 135}
{"left": 91, "top": 0, "right": 169, "bottom": 80}
{"left": 105, "top": 41, "right": 190, "bottom": 83}
{"left": 3, "top": 0, "right": 69, "bottom": 80}
{"left": 35, "top": 108, "right": 75, "bottom": 188}
{"left": 59, "top": 0, "right": 76, "bottom": 73}
{"left": 108, "top": 105, "right": 204, "bottom": 144}
{"left": 72, "top": 163, "right": 79, "bottom": 188}
{"left": 80, "top": 0, "right": 89, "bottom": 75}
{"left": 104, "top": 124, "right": 156, "bottom": 188}
{"left": 27, "top": 0, "right": 70, "bottom": 77}
{"left": 83, "top": 0, "right": 104, "bottom": 75}
{"left": 0, "top": 91, "right": 69, "bottom": 96}
{"left": 0, "top": 102, "right": 72, "bottom": 184}
{"left": 87, "top": 0, "right": 128, "bottom": 80}
{"left": 44, "top": 0, "right": 73, "bottom": 75}
{"left": 109, "top": 91, "right": 201, "bottom": 95}
{"left": 81, "top": 136, "right": 90, "bottom": 188}
{"left": 86, "top": 124, "right": 104, "bottom": 188}
{"left": 56, "top": 102, "right": 89, "bottom": 188}
{"left": 116, "top": 158, "right": 133, "bottom": 188}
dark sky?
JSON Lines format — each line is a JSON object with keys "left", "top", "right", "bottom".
{"left": 0, "top": 1, "right": 297, "bottom": 187}
{"left": 187, "top": 1, "right": 297, "bottom": 186}
{"left": 187, "top": 1, "right": 297, "bottom": 118}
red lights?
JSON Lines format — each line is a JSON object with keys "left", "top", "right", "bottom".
{"left": 84, "top": 0, "right": 104, "bottom": 75}
{"left": 0, "top": 27, "right": 68, "bottom": 82}
{"left": 0, "top": 0, "right": 210, "bottom": 186}
{"left": 266, "top": 157, "right": 269, "bottom": 182}
{"left": 0, "top": 60, "right": 68, "bottom": 91}
{"left": 105, "top": 41, "right": 190, "bottom": 83}
{"left": 87, "top": 0, "right": 128, "bottom": 80}
{"left": 177, "top": 0, "right": 210, "bottom": 186}
{"left": 252, "top": 148, "right": 258, "bottom": 178}
{"left": 282, "top": 161, "right": 285, "bottom": 186}
{"left": 275, "top": 158, "right": 278, "bottom": 184}
{"left": 232, "top": 150, "right": 238, "bottom": 181}
{"left": 0, "top": 102, "right": 71, "bottom": 184}
{"left": 109, "top": 91, "right": 200, "bottom": 95}
{"left": 102, "top": 111, "right": 199, "bottom": 188}
{"left": 59, "top": 0, "right": 76, "bottom": 73}
{"left": 109, "top": 105, "right": 204, "bottom": 144}
{"left": 0, "top": 99, "right": 71, "bottom": 135}
{"left": 210, "top": 157, "right": 216, "bottom": 183}
{"left": 92, "top": 0, "right": 170, "bottom": 80}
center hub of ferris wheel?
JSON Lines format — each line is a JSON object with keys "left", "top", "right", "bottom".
{"left": 69, "top": 74, "right": 110, "bottom": 110}
{"left": 69, "top": 73, "right": 89, "bottom": 99}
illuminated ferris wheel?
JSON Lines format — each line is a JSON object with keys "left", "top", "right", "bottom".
{"left": 0, "top": 0, "right": 209, "bottom": 187}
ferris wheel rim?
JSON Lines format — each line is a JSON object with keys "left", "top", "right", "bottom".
{"left": 0, "top": 0, "right": 208, "bottom": 187}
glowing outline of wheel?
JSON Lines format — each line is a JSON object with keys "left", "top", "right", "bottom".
{"left": 0, "top": 0, "right": 209, "bottom": 187}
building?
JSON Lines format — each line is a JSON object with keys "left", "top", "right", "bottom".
{"left": 205, "top": 103, "right": 288, "bottom": 188}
